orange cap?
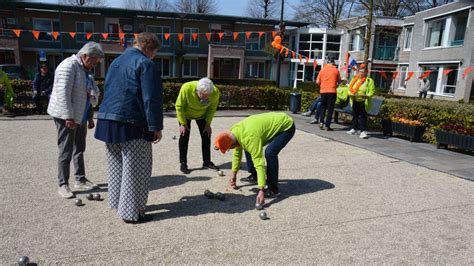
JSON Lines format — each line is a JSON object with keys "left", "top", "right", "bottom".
{"left": 214, "top": 132, "right": 233, "bottom": 154}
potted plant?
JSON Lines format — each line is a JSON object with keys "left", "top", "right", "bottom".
{"left": 436, "top": 123, "right": 474, "bottom": 151}
{"left": 382, "top": 117, "right": 426, "bottom": 142}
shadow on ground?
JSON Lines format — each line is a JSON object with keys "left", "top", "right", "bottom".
{"left": 149, "top": 175, "right": 212, "bottom": 191}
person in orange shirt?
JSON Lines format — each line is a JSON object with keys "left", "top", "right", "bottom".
{"left": 316, "top": 57, "right": 341, "bottom": 131}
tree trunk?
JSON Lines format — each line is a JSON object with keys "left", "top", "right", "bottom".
{"left": 364, "top": 0, "right": 373, "bottom": 66}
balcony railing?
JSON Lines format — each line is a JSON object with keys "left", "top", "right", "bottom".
{"left": 374, "top": 45, "right": 397, "bottom": 61}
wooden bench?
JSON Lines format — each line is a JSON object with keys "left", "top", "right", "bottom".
{"left": 334, "top": 97, "right": 384, "bottom": 123}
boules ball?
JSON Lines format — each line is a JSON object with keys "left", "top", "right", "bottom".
{"left": 217, "top": 170, "right": 225, "bottom": 176}
{"left": 86, "top": 193, "right": 93, "bottom": 200}
{"left": 255, "top": 203, "right": 264, "bottom": 210}
{"left": 74, "top": 198, "right": 83, "bottom": 206}
{"left": 204, "top": 189, "right": 214, "bottom": 199}
{"left": 93, "top": 193, "right": 101, "bottom": 200}
{"left": 259, "top": 211, "right": 268, "bottom": 220}
{"left": 215, "top": 192, "right": 225, "bottom": 201}
{"left": 172, "top": 135, "right": 177, "bottom": 140}
{"left": 18, "top": 256, "right": 29, "bottom": 265}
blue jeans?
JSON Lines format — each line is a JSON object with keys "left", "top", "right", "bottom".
{"left": 245, "top": 123, "right": 296, "bottom": 192}
{"left": 308, "top": 96, "right": 322, "bottom": 122}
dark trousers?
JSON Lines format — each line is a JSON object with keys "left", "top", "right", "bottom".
{"left": 352, "top": 101, "right": 368, "bottom": 131}
{"left": 419, "top": 91, "right": 427, "bottom": 99}
{"left": 54, "top": 118, "right": 87, "bottom": 186}
{"left": 178, "top": 118, "right": 211, "bottom": 165}
{"left": 33, "top": 95, "right": 48, "bottom": 114}
{"left": 320, "top": 93, "right": 337, "bottom": 128}
{"left": 245, "top": 123, "right": 295, "bottom": 192}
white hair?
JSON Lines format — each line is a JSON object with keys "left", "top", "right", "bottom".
{"left": 77, "top": 42, "right": 104, "bottom": 58}
{"left": 196, "top": 77, "right": 214, "bottom": 94}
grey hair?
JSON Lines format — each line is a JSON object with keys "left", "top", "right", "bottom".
{"left": 196, "top": 77, "right": 214, "bottom": 94}
{"left": 77, "top": 42, "right": 104, "bottom": 58}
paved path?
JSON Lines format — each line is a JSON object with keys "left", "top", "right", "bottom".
{"left": 0, "top": 113, "right": 472, "bottom": 264}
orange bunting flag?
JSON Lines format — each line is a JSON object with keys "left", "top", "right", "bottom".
{"left": 164, "top": 33, "right": 170, "bottom": 40}
{"left": 133, "top": 33, "right": 138, "bottom": 39}
{"left": 218, "top": 32, "right": 225, "bottom": 40}
{"left": 12, "top": 29, "right": 21, "bottom": 38}
{"left": 463, "top": 67, "right": 473, "bottom": 79}
{"left": 292, "top": 51, "right": 296, "bottom": 59}
{"left": 299, "top": 54, "right": 302, "bottom": 63}
{"left": 392, "top": 71, "right": 398, "bottom": 80}
{"left": 205, "top": 33, "right": 211, "bottom": 41}
{"left": 233, "top": 32, "right": 239, "bottom": 41}
{"left": 101, "top": 33, "right": 109, "bottom": 40}
{"left": 245, "top": 32, "right": 252, "bottom": 40}
{"left": 443, "top": 69, "right": 454, "bottom": 76}
{"left": 271, "top": 31, "right": 277, "bottom": 38}
{"left": 285, "top": 48, "right": 289, "bottom": 57}
{"left": 69, "top": 32, "right": 76, "bottom": 38}
{"left": 305, "top": 57, "right": 309, "bottom": 64}
{"left": 313, "top": 60, "right": 318, "bottom": 70}
{"left": 192, "top": 33, "right": 198, "bottom": 41}
{"left": 32, "top": 30, "right": 40, "bottom": 40}
{"left": 419, "top": 70, "right": 432, "bottom": 79}
{"left": 118, "top": 32, "right": 125, "bottom": 41}
{"left": 380, "top": 70, "right": 388, "bottom": 80}
{"left": 51, "top": 31, "right": 59, "bottom": 40}
{"left": 86, "top": 32, "right": 93, "bottom": 40}
{"left": 405, "top": 71, "right": 414, "bottom": 81}
{"left": 258, "top": 32, "right": 264, "bottom": 38}
{"left": 280, "top": 47, "right": 285, "bottom": 54}
{"left": 178, "top": 33, "right": 184, "bottom": 42}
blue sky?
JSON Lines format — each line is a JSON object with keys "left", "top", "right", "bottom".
{"left": 27, "top": 0, "right": 298, "bottom": 18}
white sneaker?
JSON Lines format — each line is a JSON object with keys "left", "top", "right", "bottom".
{"left": 74, "top": 178, "right": 99, "bottom": 190}
{"left": 58, "top": 184, "right": 74, "bottom": 198}
{"left": 301, "top": 111, "right": 312, "bottom": 117}
{"left": 347, "top": 129, "right": 357, "bottom": 135}
{"left": 360, "top": 131, "right": 368, "bottom": 139}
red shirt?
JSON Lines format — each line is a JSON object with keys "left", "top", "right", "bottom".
{"left": 316, "top": 64, "right": 341, "bottom": 93}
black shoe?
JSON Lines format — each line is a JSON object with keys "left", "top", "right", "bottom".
{"left": 123, "top": 214, "right": 154, "bottom": 224}
{"left": 202, "top": 162, "right": 219, "bottom": 171}
{"left": 180, "top": 163, "right": 190, "bottom": 174}
{"left": 264, "top": 188, "right": 280, "bottom": 198}
{"left": 308, "top": 119, "right": 318, "bottom": 124}
{"left": 240, "top": 174, "right": 257, "bottom": 184}
{"left": 325, "top": 127, "right": 334, "bottom": 131}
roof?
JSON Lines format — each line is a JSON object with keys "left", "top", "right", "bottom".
{"left": 11, "top": 1, "right": 309, "bottom": 28}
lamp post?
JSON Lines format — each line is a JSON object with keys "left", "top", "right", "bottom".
{"left": 276, "top": 0, "right": 284, "bottom": 88}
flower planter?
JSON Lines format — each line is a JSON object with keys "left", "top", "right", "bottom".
{"left": 435, "top": 130, "right": 474, "bottom": 151}
{"left": 382, "top": 119, "right": 426, "bottom": 142}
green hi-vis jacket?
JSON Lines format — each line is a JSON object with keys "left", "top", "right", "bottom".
{"left": 230, "top": 112, "right": 294, "bottom": 188}
{"left": 349, "top": 77, "right": 375, "bottom": 112}
{"left": 336, "top": 84, "right": 349, "bottom": 106}
{"left": 0, "top": 71, "right": 13, "bottom": 109}
{"left": 175, "top": 81, "right": 220, "bottom": 125}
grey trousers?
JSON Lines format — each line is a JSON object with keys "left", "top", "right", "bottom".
{"left": 54, "top": 118, "right": 87, "bottom": 186}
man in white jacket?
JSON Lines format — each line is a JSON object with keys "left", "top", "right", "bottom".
{"left": 418, "top": 78, "right": 430, "bottom": 99}
{"left": 48, "top": 42, "right": 103, "bottom": 198}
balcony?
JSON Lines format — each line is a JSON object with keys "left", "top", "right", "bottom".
{"left": 374, "top": 45, "right": 397, "bottom": 61}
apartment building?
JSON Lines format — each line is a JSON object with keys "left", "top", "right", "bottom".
{"left": 0, "top": 2, "right": 307, "bottom": 79}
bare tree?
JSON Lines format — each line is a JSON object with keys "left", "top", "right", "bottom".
{"left": 247, "top": 0, "right": 279, "bottom": 19}
{"left": 61, "top": 0, "right": 107, "bottom": 7}
{"left": 174, "top": 0, "right": 219, "bottom": 14}
{"left": 123, "top": 0, "right": 170, "bottom": 10}
{"left": 293, "top": 0, "right": 349, "bottom": 28}
{"left": 404, "top": 0, "right": 454, "bottom": 15}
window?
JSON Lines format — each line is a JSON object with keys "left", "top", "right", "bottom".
{"left": 147, "top": 26, "right": 170, "bottom": 46}
{"left": 183, "top": 58, "right": 198, "bottom": 77}
{"left": 398, "top": 66, "right": 408, "bottom": 89}
{"left": 76, "top": 22, "right": 94, "bottom": 42}
{"left": 108, "top": 23, "right": 119, "bottom": 40}
{"left": 154, "top": 57, "right": 171, "bottom": 77}
{"left": 419, "top": 64, "right": 459, "bottom": 96}
{"left": 404, "top": 27, "right": 412, "bottom": 50}
{"left": 245, "top": 62, "right": 265, "bottom": 78}
{"left": 33, "top": 18, "right": 60, "bottom": 41}
{"left": 450, "top": 10, "right": 468, "bottom": 46}
{"left": 425, "top": 19, "right": 446, "bottom": 47}
{"left": 245, "top": 33, "right": 265, "bottom": 50}
{"left": 349, "top": 28, "right": 365, "bottom": 51}
{"left": 184, "top": 28, "right": 199, "bottom": 47}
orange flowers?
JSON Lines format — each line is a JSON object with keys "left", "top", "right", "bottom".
{"left": 391, "top": 117, "right": 423, "bottom": 126}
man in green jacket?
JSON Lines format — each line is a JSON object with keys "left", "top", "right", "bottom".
{"left": 176, "top": 77, "right": 220, "bottom": 174}
{"left": 214, "top": 112, "right": 295, "bottom": 205}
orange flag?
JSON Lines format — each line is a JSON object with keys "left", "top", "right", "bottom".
{"left": 285, "top": 48, "right": 289, "bottom": 57}
{"left": 463, "top": 67, "right": 473, "bottom": 79}
{"left": 12, "top": 29, "right": 21, "bottom": 38}
{"left": 305, "top": 57, "right": 309, "bottom": 64}
{"left": 258, "top": 32, "right": 264, "bottom": 38}
{"left": 118, "top": 32, "right": 125, "bottom": 41}
{"left": 380, "top": 70, "right": 388, "bottom": 80}
{"left": 133, "top": 33, "right": 138, "bottom": 39}
{"left": 218, "top": 32, "right": 224, "bottom": 40}
{"left": 280, "top": 47, "right": 285, "bottom": 54}
{"left": 245, "top": 32, "right": 252, "bottom": 40}
{"left": 292, "top": 51, "right": 296, "bottom": 58}
{"left": 405, "top": 71, "right": 414, "bottom": 81}
{"left": 69, "top": 32, "right": 76, "bottom": 38}
{"left": 51, "top": 31, "right": 59, "bottom": 40}
{"left": 205, "top": 33, "right": 211, "bottom": 42}
{"left": 178, "top": 33, "right": 184, "bottom": 42}
{"left": 32, "top": 30, "right": 40, "bottom": 40}
{"left": 86, "top": 32, "right": 93, "bottom": 40}
{"left": 233, "top": 32, "right": 239, "bottom": 41}
{"left": 164, "top": 33, "right": 170, "bottom": 40}
{"left": 271, "top": 31, "right": 277, "bottom": 38}
{"left": 313, "top": 60, "right": 318, "bottom": 70}
{"left": 192, "top": 33, "right": 198, "bottom": 41}
{"left": 419, "top": 70, "right": 432, "bottom": 79}
{"left": 299, "top": 54, "right": 302, "bottom": 63}
{"left": 443, "top": 69, "right": 454, "bottom": 76}
{"left": 392, "top": 71, "right": 398, "bottom": 80}
{"left": 101, "top": 33, "right": 109, "bottom": 40}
